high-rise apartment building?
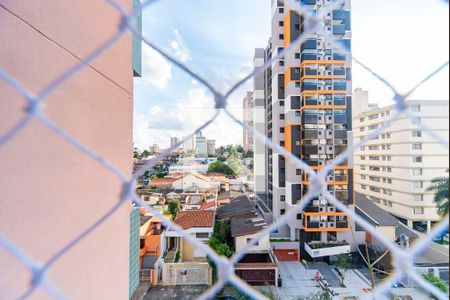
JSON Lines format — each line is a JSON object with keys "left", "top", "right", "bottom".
{"left": 254, "top": 0, "right": 354, "bottom": 259}
{"left": 207, "top": 139, "right": 216, "bottom": 157}
{"left": 171, "top": 137, "right": 180, "bottom": 149}
{"left": 195, "top": 132, "right": 208, "bottom": 157}
{"left": 243, "top": 91, "right": 255, "bottom": 152}
{"left": 353, "top": 101, "right": 449, "bottom": 233}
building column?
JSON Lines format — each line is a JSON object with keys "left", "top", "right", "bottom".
{"left": 407, "top": 220, "right": 413, "bottom": 228}
{"left": 427, "top": 221, "right": 432, "bottom": 233}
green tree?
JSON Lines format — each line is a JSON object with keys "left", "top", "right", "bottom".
{"left": 423, "top": 272, "right": 449, "bottom": 294}
{"left": 133, "top": 148, "right": 142, "bottom": 159}
{"left": 208, "top": 160, "right": 235, "bottom": 176}
{"left": 334, "top": 254, "right": 351, "bottom": 287}
{"left": 141, "top": 150, "right": 151, "bottom": 158}
{"left": 165, "top": 200, "right": 180, "bottom": 221}
{"left": 235, "top": 145, "right": 244, "bottom": 153}
{"left": 427, "top": 171, "right": 449, "bottom": 217}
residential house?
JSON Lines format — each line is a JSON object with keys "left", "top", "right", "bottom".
{"left": 217, "top": 196, "right": 279, "bottom": 287}
{"left": 139, "top": 216, "right": 166, "bottom": 286}
{"left": 161, "top": 211, "right": 214, "bottom": 286}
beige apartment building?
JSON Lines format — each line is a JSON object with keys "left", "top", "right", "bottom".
{"left": 353, "top": 101, "right": 449, "bottom": 233}
{"left": 0, "top": 1, "right": 139, "bottom": 298}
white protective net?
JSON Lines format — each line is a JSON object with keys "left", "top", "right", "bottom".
{"left": 0, "top": 0, "right": 449, "bottom": 299}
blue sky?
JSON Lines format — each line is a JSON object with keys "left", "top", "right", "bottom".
{"left": 133, "top": 0, "right": 449, "bottom": 150}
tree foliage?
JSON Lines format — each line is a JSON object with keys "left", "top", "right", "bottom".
{"left": 296, "top": 292, "right": 332, "bottom": 300}
{"left": 165, "top": 200, "right": 180, "bottom": 221}
{"left": 208, "top": 160, "right": 235, "bottom": 176}
{"left": 423, "top": 272, "right": 449, "bottom": 294}
{"left": 427, "top": 172, "right": 449, "bottom": 217}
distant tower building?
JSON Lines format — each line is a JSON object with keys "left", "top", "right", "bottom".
{"left": 195, "top": 132, "right": 208, "bottom": 157}
{"left": 207, "top": 140, "right": 216, "bottom": 157}
{"left": 149, "top": 144, "right": 160, "bottom": 154}
{"left": 243, "top": 91, "right": 255, "bottom": 152}
{"left": 170, "top": 137, "right": 180, "bottom": 149}
{"left": 353, "top": 88, "right": 369, "bottom": 117}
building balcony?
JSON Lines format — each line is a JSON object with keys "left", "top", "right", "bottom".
{"left": 305, "top": 241, "right": 351, "bottom": 258}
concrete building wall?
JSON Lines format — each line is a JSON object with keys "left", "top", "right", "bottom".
{"left": 235, "top": 235, "right": 270, "bottom": 253}
{"left": 253, "top": 48, "right": 268, "bottom": 198}
{"left": 353, "top": 101, "right": 449, "bottom": 231}
{"left": 0, "top": 1, "right": 133, "bottom": 299}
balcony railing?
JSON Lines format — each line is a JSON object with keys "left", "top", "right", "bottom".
{"left": 305, "top": 241, "right": 351, "bottom": 258}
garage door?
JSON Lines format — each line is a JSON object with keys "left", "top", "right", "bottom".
{"left": 274, "top": 249, "right": 299, "bottom": 261}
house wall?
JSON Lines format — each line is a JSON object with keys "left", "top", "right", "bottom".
{"left": 161, "top": 262, "right": 212, "bottom": 286}
{"left": 0, "top": 1, "right": 132, "bottom": 299}
{"left": 173, "top": 174, "right": 219, "bottom": 191}
{"left": 235, "top": 234, "right": 270, "bottom": 253}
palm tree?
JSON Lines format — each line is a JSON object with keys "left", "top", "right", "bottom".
{"left": 427, "top": 172, "right": 449, "bottom": 217}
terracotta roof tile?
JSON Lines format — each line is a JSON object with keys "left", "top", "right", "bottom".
{"left": 175, "top": 211, "right": 214, "bottom": 229}
{"left": 150, "top": 177, "right": 177, "bottom": 185}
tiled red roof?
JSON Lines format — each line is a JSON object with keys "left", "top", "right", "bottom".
{"left": 175, "top": 211, "right": 214, "bottom": 229}
{"left": 150, "top": 177, "right": 176, "bottom": 185}
{"left": 201, "top": 201, "right": 216, "bottom": 210}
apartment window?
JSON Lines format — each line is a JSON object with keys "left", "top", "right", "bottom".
{"left": 388, "top": 190, "right": 393, "bottom": 196}
{"left": 413, "top": 169, "right": 423, "bottom": 176}
{"left": 279, "top": 7, "right": 284, "bottom": 13}
{"left": 279, "top": 21, "right": 284, "bottom": 26}
{"left": 412, "top": 143, "right": 423, "bottom": 150}
{"left": 361, "top": 156, "right": 366, "bottom": 160}
{"left": 369, "top": 125, "right": 379, "bottom": 130}
{"left": 388, "top": 201, "right": 393, "bottom": 207}
{"left": 361, "top": 146, "right": 366, "bottom": 151}
{"left": 360, "top": 127, "right": 365, "bottom": 132}
{"left": 280, "top": 100, "right": 285, "bottom": 106}
{"left": 368, "top": 114, "right": 379, "bottom": 120}
{"left": 387, "top": 179, "right": 393, "bottom": 184}
{"left": 296, "top": 169, "right": 302, "bottom": 176}
{"left": 387, "top": 156, "right": 392, "bottom": 161}
{"left": 386, "top": 133, "right": 391, "bottom": 139}
{"left": 361, "top": 185, "right": 367, "bottom": 190}
{"left": 295, "top": 82, "right": 301, "bottom": 88}
{"left": 370, "top": 187, "right": 381, "bottom": 193}
{"left": 280, "top": 141, "right": 285, "bottom": 147}
{"left": 383, "top": 200, "right": 388, "bottom": 206}
{"left": 360, "top": 118, "right": 365, "bottom": 122}
{"left": 297, "top": 214, "right": 302, "bottom": 220}
{"left": 387, "top": 144, "right": 392, "bottom": 150}
{"left": 361, "top": 165, "right": 367, "bottom": 170}
{"left": 361, "top": 175, "right": 366, "bottom": 180}
{"left": 369, "top": 156, "right": 380, "bottom": 161}
{"left": 295, "top": 111, "right": 301, "bottom": 117}
{"left": 413, "top": 156, "right": 423, "bottom": 163}
{"left": 295, "top": 24, "right": 300, "bottom": 30}
{"left": 279, "top": 61, "right": 285, "bottom": 66}
{"left": 280, "top": 209, "right": 286, "bottom": 215}
{"left": 412, "top": 130, "right": 422, "bottom": 138}
{"left": 280, "top": 127, "right": 285, "bottom": 133}
{"left": 280, "top": 114, "right": 285, "bottom": 120}
{"left": 387, "top": 167, "right": 392, "bottom": 173}
{"left": 411, "top": 105, "right": 421, "bottom": 112}
{"left": 281, "top": 195, "right": 286, "bottom": 202}
{"left": 279, "top": 34, "right": 284, "bottom": 40}
{"left": 414, "top": 195, "right": 424, "bottom": 202}
{"left": 414, "top": 207, "right": 424, "bottom": 215}
{"left": 386, "top": 110, "right": 391, "bottom": 116}
{"left": 381, "top": 134, "right": 386, "bottom": 139}
{"left": 413, "top": 181, "right": 424, "bottom": 189}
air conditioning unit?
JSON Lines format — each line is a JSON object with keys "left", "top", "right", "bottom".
{"left": 327, "top": 175, "right": 334, "bottom": 182}
{"left": 326, "top": 56, "right": 332, "bottom": 61}
{"left": 319, "top": 161, "right": 325, "bottom": 166}
{"left": 320, "top": 222, "right": 327, "bottom": 228}
{"left": 326, "top": 86, "right": 332, "bottom": 90}
{"left": 328, "top": 222, "right": 336, "bottom": 228}
{"left": 319, "top": 207, "right": 326, "bottom": 212}
{"left": 328, "top": 206, "right": 336, "bottom": 212}
{"left": 327, "top": 71, "right": 332, "bottom": 76}
{"left": 327, "top": 115, "right": 333, "bottom": 121}
{"left": 318, "top": 100, "right": 324, "bottom": 106}
{"left": 326, "top": 100, "right": 332, "bottom": 106}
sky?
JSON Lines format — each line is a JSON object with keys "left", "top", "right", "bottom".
{"left": 133, "top": 0, "right": 449, "bottom": 150}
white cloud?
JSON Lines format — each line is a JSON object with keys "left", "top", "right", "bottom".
{"left": 170, "top": 29, "right": 191, "bottom": 63}
{"left": 133, "top": 83, "right": 245, "bottom": 149}
{"left": 136, "top": 43, "right": 172, "bottom": 89}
